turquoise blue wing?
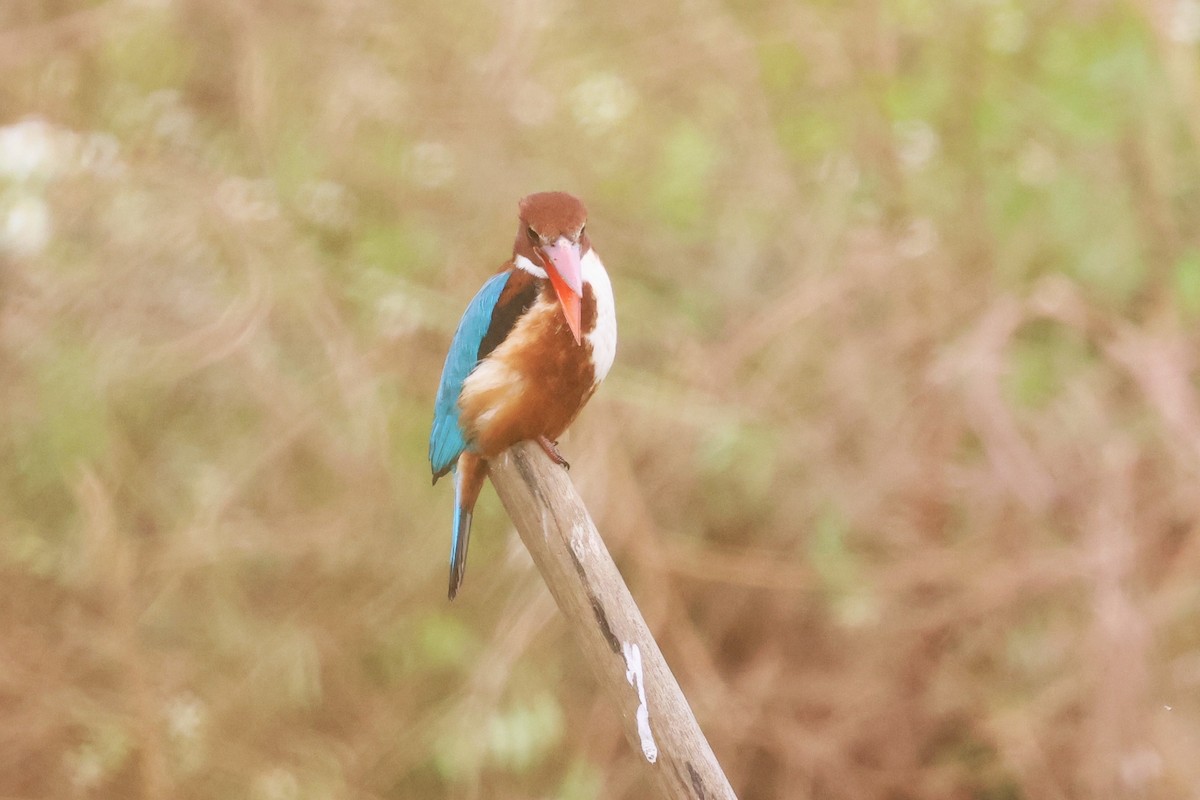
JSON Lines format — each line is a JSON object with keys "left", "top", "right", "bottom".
{"left": 429, "top": 271, "right": 511, "bottom": 478}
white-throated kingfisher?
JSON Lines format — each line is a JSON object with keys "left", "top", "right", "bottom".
{"left": 429, "top": 192, "right": 617, "bottom": 599}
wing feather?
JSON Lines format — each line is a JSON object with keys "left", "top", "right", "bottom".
{"left": 429, "top": 271, "right": 512, "bottom": 478}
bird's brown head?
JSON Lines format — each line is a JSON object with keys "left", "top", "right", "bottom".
{"left": 513, "top": 191, "right": 591, "bottom": 344}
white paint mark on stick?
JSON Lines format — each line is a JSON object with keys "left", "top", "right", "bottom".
{"left": 570, "top": 521, "right": 590, "bottom": 560}
{"left": 621, "top": 641, "right": 658, "bottom": 763}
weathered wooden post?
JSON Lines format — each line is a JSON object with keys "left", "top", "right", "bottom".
{"left": 488, "top": 441, "right": 737, "bottom": 800}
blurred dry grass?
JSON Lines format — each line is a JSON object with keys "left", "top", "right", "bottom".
{"left": 3, "top": 0, "right": 1200, "bottom": 798}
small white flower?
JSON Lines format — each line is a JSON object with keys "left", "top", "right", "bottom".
{"left": 570, "top": 73, "right": 635, "bottom": 133}
{"left": 1170, "top": 0, "right": 1200, "bottom": 44}
{"left": 893, "top": 119, "right": 939, "bottom": 172}
{"left": 297, "top": 179, "right": 355, "bottom": 229}
{"left": 67, "top": 748, "right": 105, "bottom": 790}
{"left": 834, "top": 590, "right": 880, "bottom": 628}
{"left": 1, "top": 194, "right": 52, "bottom": 257}
{"left": 166, "top": 693, "right": 206, "bottom": 741}
{"left": 897, "top": 217, "right": 938, "bottom": 260}
{"left": 255, "top": 767, "right": 300, "bottom": 800}
{"left": 377, "top": 289, "right": 423, "bottom": 337}
{"left": 1017, "top": 140, "right": 1058, "bottom": 186}
{"left": 404, "top": 142, "right": 456, "bottom": 189}
{"left": 0, "top": 117, "right": 59, "bottom": 182}
{"left": 146, "top": 90, "right": 197, "bottom": 148}
{"left": 78, "top": 132, "right": 126, "bottom": 178}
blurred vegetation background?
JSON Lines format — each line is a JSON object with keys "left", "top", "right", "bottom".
{"left": 3, "top": 0, "right": 1200, "bottom": 798}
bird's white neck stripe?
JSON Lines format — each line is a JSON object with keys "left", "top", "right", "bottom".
{"left": 582, "top": 249, "right": 616, "bottom": 385}
{"left": 514, "top": 254, "right": 547, "bottom": 279}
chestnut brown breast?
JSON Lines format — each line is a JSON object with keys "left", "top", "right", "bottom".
{"left": 458, "top": 281, "right": 600, "bottom": 458}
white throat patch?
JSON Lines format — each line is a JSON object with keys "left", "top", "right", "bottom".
{"left": 514, "top": 254, "right": 547, "bottom": 279}
{"left": 582, "top": 249, "right": 616, "bottom": 385}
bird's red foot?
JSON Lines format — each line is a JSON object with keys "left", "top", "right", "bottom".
{"left": 537, "top": 436, "right": 570, "bottom": 470}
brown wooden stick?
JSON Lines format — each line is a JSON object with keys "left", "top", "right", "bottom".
{"left": 487, "top": 441, "right": 738, "bottom": 800}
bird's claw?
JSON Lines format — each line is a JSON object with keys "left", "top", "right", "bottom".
{"left": 537, "top": 436, "right": 570, "bottom": 470}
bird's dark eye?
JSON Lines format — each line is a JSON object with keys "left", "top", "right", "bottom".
{"left": 526, "top": 225, "right": 539, "bottom": 243}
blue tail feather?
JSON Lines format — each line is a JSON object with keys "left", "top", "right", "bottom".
{"left": 448, "top": 469, "right": 473, "bottom": 600}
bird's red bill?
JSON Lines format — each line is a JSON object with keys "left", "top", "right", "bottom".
{"left": 540, "top": 241, "right": 583, "bottom": 344}
{"left": 554, "top": 286, "right": 582, "bottom": 344}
